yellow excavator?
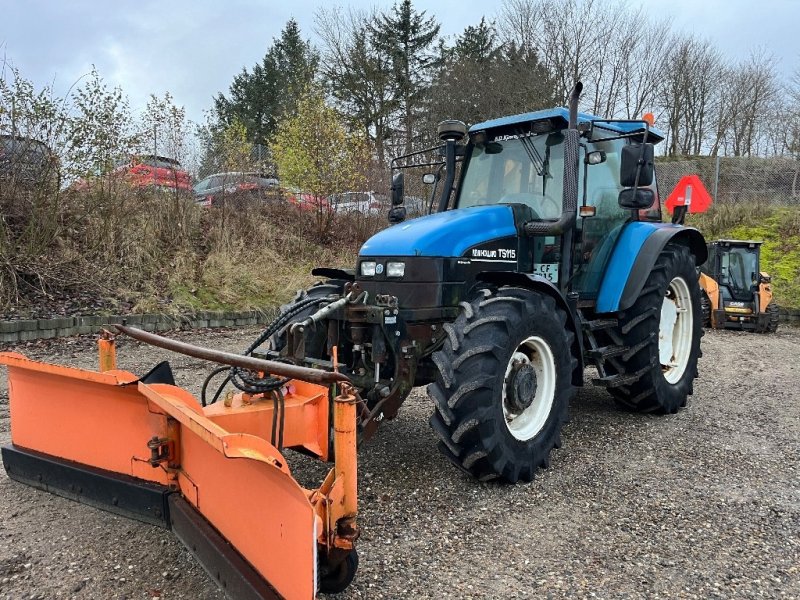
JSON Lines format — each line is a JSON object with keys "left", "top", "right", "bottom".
{"left": 698, "top": 239, "right": 779, "bottom": 332}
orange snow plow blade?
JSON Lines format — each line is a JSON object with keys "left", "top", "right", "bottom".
{"left": 0, "top": 328, "right": 360, "bottom": 600}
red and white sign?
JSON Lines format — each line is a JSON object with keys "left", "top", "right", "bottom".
{"left": 665, "top": 174, "right": 713, "bottom": 214}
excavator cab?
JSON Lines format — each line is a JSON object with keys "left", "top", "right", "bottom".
{"left": 698, "top": 239, "right": 779, "bottom": 332}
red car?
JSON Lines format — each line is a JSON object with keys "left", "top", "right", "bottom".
{"left": 284, "top": 187, "right": 331, "bottom": 212}
{"left": 117, "top": 155, "right": 192, "bottom": 191}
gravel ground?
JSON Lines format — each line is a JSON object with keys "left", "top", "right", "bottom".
{"left": 0, "top": 326, "right": 798, "bottom": 599}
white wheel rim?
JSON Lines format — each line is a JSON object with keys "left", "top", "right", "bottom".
{"left": 660, "top": 276, "right": 693, "bottom": 384}
{"left": 501, "top": 336, "right": 556, "bottom": 441}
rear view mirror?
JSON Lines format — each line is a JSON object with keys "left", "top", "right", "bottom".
{"left": 391, "top": 172, "right": 404, "bottom": 206}
{"left": 422, "top": 173, "right": 436, "bottom": 185}
{"left": 618, "top": 188, "right": 654, "bottom": 209}
{"left": 484, "top": 141, "right": 503, "bottom": 155}
{"left": 388, "top": 205, "right": 407, "bottom": 224}
{"left": 620, "top": 143, "right": 654, "bottom": 187}
{"left": 585, "top": 151, "right": 606, "bottom": 165}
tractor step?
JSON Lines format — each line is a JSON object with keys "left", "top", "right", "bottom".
{"left": 581, "top": 318, "right": 619, "bottom": 331}
{"left": 592, "top": 371, "right": 641, "bottom": 388}
{"left": 587, "top": 345, "right": 628, "bottom": 360}
{"left": 591, "top": 363, "right": 653, "bottom": 388}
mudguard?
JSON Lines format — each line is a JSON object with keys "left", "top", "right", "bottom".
{"left": 311, "top": 267, "right": 355, "bottom": 281}
{"left": 596, "top": 222, "right": 707, "bottom": 314}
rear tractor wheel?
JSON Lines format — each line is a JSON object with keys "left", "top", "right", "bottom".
{"left": 605, "top": 243, "right": 703, "bottom": 413}
{"left": 428, "top": 288, "right": 577, "bottom": 483}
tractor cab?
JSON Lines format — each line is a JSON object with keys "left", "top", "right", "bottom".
{"left": 378, "top": 105, "right": 674, "bottom": 311}
{"left": 704, "top": 240, "right": 762, "bottom": 302}
{"left": 455, "top": 109, "right": 665, "bottom": 299}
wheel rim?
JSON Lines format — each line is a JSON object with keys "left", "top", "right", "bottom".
{"left": 502, "top": 336, "right": 556, "bottom": 441}
{"left": 660, "top": 276, "right": 693, "bottom": 384}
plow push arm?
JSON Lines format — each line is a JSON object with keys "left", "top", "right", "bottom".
{"left": 0, "top": 326, "right": 361, "bottom": 599}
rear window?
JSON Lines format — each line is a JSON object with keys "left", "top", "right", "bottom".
{"left": 193, "top": 177, "right": 212, "bottom": 193}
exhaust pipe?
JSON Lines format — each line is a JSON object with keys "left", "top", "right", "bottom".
{"left": 524, "top": 81, "right": 582, "bottom": 238}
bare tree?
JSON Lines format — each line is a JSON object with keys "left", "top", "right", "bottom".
{"left": 315, "top": 7, "right": 397, "bottom": 165}
{"left": 618, "top": 13, "right": 673, "bottom": 120}
{"left": 498, "top": 0, "right": 543, "bottom": 53}
{"left": 659, "top": 35, "right": 725, "bottom": 156}
{"left": 497, "top": 0, "right": 634, "bottom": 116}
{"left": 723, "top": 50, "right": 779, "bottom": 156}
{"left": 536, "top": 0, "right": 607, "bottom": 104}
{"left": 785, "top": 66, "right": 800, "bottom": 196}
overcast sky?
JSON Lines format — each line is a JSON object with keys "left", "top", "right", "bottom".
{"left": 3, "top": 0, "right": 799, "bottom": 126}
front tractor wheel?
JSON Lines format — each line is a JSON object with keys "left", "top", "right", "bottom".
{"left": 266, "top": 280, "right": 346, "bottom": 356}
{"left": 428, "top": 288, "right": 577, "bottom": 483}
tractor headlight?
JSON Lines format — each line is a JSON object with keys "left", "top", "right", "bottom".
{"left": 386, "top": 261, "right": 406, "bottom": 278}
{"left": 360, "top": 261, "right": 377, "bottom": 277}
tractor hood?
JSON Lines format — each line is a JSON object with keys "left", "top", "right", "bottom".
{"left": 360, "top": 205, "right": 517, "bottom": 258}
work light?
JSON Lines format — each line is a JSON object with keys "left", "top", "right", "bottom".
{"left": 360, "top": 261, "right": 377, "bottom": 277}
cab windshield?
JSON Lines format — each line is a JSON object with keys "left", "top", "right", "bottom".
{"left": 457, "top": 133, "right": 564, "bottom": 219}
{"left": 720, "top": 247, "right": 758, "bottom": 300}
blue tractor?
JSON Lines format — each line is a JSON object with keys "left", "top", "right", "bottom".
{"left": 255, "top": 83, "right": 707, "bottom": 483}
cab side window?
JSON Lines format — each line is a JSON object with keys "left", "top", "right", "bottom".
{"left": 573, "top": 138, "right": 627, "bottom": 297}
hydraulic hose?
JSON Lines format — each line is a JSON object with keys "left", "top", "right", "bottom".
{"left": 201, "top": 294, "right": 339, "bottom": 404}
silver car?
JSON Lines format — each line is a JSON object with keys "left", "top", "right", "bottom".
{"left": 328, "top": 191, "right": 387, "bottom": 215}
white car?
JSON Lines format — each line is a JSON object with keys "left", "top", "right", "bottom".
{"left": 328, "top": 191, "right": 387, "bottom": 215}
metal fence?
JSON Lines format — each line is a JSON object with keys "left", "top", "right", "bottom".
{"left": 657, "top": 156, "right": 800, "bottom": 204}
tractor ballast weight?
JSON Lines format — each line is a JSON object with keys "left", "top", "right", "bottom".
{"left": 1, "top": 82, "right": 708, "bottom": 598}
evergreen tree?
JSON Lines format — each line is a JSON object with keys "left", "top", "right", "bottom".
{"left": 214, "top": 19, "right": 318, "bottom": 148}
{"left": 453, "top": 17, "right": 500, "bottom": 63}
{"left": 370, "top": 0, "right": 441, "bottom": 155}
{"left": 426, "top": 20, "right": 559, "bottom": 133}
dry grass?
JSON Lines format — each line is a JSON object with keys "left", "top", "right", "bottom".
{"left": 11, "top": 180, "right": 793, "bottom": 315}
{"left": 0, "top": 182, "right": 384, "bottom": 316}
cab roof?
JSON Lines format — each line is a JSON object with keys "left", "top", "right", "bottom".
{"left": 711, "top": 239, "right": 763, "bottom": 246}
{"left": 469, "top": 107, "right": 665, "bottom": 143}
